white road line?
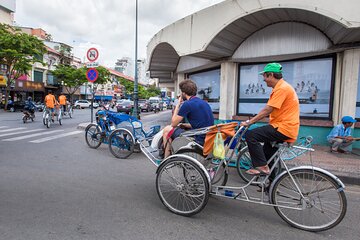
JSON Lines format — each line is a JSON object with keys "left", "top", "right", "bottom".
{"left": 30, "top": 130, "right": 82, "bottom": 143}
{"left": 2, "top": 130, "right": 64, "bottom": 141}
{"left": 0, "top": 127, "right": 26, "bottom": 133}
{"left": 0, "top": 129, "right": 46, "bottom": 137}
{"left": 0, "top": 126, "right": 8, "bottom": 129}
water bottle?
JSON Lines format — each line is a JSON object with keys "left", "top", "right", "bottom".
{"left": 224, "top": 190, "right": 234, "bottom": 197}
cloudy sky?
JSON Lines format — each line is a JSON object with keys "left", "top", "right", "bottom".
{"left": 14, "top": 0, "right": 224, "bottom": 70}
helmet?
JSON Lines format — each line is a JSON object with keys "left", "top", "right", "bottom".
{"left": 27, "top": 96, "right": 32, "bottom": 101}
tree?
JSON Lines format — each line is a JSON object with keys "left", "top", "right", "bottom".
{"left": 118, "top": 78, "right": 161, "bottom": 99}
{"left": 0, "top": 23, "right": 46, "bottom": 110}
{"left": 52, "top": 64, "right": 87, "bottom": 103}
{"left": 52, "top": 65, "right": 111, "bottom": 102}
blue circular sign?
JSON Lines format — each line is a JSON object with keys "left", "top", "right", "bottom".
{"left": 86, "top": 68, "right": 99, "bottom": 82}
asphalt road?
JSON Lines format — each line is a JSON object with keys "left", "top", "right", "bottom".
{"left": 0, "top": 108, "right": 359, "bottom": 240}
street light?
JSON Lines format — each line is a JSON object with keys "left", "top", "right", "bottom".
{"left": 132, "top": 0, "right": 139, "bottom": 119}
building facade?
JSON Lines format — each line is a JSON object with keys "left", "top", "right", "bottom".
{"left": 146, "top": 0, "right": 360, "bottom": 146}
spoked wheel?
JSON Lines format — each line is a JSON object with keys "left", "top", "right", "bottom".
{"left": 270, "top": 168, "right": 347, "bottom": 232}
{"left": 58, "top": 112, "right": 62, "bottom": 125}
{"left": 176, "top": 148, "right": 228, "bottom": 186}
{"left": 69, "top": 108, "right": 73, "bottom": 118}
{"left": 45, "top": 113, "right": 51, "bottom": 128}
{"left": 156, "top": 157, "right": 209, "bottom": 216}
{"left": 85, "top": 124, "right": 102, "bottom": 149}
{"left": 236, "top": 146, "right": 282, "bottom": 183}
{"left": 108, "top": 128, "right": 135, "bottom": 158}
{"left": 42, "top": 111, "right": 46, "bottom": 125}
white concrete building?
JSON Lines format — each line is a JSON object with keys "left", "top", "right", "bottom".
{"left": 146, "top": 0, "right": 360, "bottom": 145}
{"left": 0, "top": 0, "right": 15, "bottom": 25}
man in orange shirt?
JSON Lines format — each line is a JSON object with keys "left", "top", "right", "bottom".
{"left": 45, "top": 90, "right": 58, "bottom": 122}
{"left": 58, "top": 94, "right": 67, "bottom": 113}
{"left": 240, "top": 63, "right": 300, "bottom": 175}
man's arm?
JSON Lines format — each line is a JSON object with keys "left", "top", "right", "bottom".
{"left": 171, "top": 96, "right": 184, "bottom": 127}
{"left": 241, "top": 105, "right": 273, "bottom": 126}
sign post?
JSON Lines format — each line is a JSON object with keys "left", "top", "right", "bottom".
{"left": 86, "top": 47, "right": 99, "bottom": 123}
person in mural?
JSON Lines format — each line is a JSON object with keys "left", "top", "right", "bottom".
{"left": 327, "top": 116, "right": 357, "bottom": 153}
{"left": 162, "top": 79, "right": 214, "bottom": 158}
{"left": 240, "top": 62, "right": 300, "bottom": 175}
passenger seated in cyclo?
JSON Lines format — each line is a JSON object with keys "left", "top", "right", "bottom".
{"left": 240, "top": 63, "right": 300, "bottom": 176}
{"left": 162, "top": 79, "right": 214, "bottom": 158}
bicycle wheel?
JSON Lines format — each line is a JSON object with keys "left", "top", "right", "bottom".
{"left": 58, "top": 112, "right": 62, "bottom": 125}
{"left": 45, "top": 113, "right": 51, "bottom": 128}
{"left": 236, "top": 146, "right": 282, "bottom": 183}
{"left": 270, "top": 168, "right": 347, "bottom": 232}
{"left": 176, "top": 148, "right": 228, "bottom": 186}
{"left": 42, "top": 111, "right": 46, "bottom": 125}
{"left": 85, "top": 123, "right": 102, "bottom": 149}
{"left": 108, "top": 128, "right": 135, "bottom": 158}
{"left": 156, "top": 157, "right": 209, "bottom": 216}
{"left": 69, "top": 108, "right": 73, "bottom": 118}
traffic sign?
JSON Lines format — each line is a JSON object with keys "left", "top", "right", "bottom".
{"left": 86, "top": 48, "right": 99, "bottom": 62}
{"left": 86, "top": 68, "right": 99, "bottom": 82}
{"left": 86, "top": 62, "right": 99, "bottom": 68}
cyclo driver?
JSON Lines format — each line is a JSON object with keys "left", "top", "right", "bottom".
{"left": 44, "top": 90, "right": 58, "bottom": 122}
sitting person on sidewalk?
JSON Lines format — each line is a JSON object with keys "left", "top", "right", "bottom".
{"left": 327, "top": 116, "right": 357, "bottom": 153}
{"left": 162, "top": 79, "right": 214, "bottom": 158}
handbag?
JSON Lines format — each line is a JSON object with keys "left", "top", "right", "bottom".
{"left": 213, "top": 131, "right": 225, "bottom": 159}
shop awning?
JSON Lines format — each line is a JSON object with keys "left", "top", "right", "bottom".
{"left": 94, "top": 96, "right": 113, "bottom": 101}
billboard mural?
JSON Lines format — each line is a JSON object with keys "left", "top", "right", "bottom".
{"left": 238, "top": 58, "right": 333, "bottom": 118}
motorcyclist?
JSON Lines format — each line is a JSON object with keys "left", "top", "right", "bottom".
{"left": 24, "top": 96, "right": 37, "bottom": 116}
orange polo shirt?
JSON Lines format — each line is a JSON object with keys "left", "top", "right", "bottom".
{"left": 267, "top": 79, "right": 300, "bottom": 141}
{"left": 59, "top": 95, "right": 66, "bottom": 105}
{"left": 45, "top": 94, "right": 56, "bottom": 108}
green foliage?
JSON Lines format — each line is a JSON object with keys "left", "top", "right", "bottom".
{"left": 118, "top": 78, "right": 161, "bottom": 99}
{"left": 0, "top": 23, "right": 46, "bottom": 108}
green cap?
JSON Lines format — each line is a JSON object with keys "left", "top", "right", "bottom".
{"left": 259, "top": 62, "right": 282, "bottom": 74}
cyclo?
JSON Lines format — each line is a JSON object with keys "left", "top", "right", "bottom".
{"left": 85, "top": 108, "right": 160, "bottom": 158}
{"left": 42, "top": 104, "right": 63, "bottom": 128}
{"left": 138, "top": 122, "right": 347, "bottom": 232}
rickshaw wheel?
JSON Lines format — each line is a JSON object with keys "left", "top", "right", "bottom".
{"left": 85, "top": 123, "right": 102, "bottom": 149}
{"left": 156, "top": 157, "right": 209, "bottom": 216}
{"left": 108, "top": 128, "right": 135, "bottom": 158}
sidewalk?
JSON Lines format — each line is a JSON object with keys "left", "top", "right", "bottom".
{"left": 290, "top": 145, "right": 360, "bottom": 185}
{"left": 78, "top": 122, "right": 360, "bottom": 186}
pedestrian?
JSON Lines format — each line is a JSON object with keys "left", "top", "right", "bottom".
{"left": 327, "top": 116, "right": 357, "bottom": 153}
{"left": 240, "top": 62, "right": 300, "bottom": 175}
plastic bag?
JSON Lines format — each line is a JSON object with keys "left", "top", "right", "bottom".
{"left": 213, "top": 132, "right": 225, "bottom": 159}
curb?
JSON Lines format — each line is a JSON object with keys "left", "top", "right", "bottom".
{"left": 77, "top": 122, "right": 92, "bottom": 130}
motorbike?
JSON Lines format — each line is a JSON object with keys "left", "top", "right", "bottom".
{"left": 22, "top": 109, "right": 35, "bottom": 123}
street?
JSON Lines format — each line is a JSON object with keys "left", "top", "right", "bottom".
{"left": 0, "top": 109, "right": 359, "bottom": 240}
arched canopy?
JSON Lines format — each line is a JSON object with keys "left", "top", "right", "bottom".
{"left": 147, "top": 0, "right": 360, "bottom": 82}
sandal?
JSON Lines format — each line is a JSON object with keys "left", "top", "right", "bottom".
{"left": 246, "top": 168, "right": 270, "bottom": 176}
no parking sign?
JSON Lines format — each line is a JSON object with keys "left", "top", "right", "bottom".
{"left": 86, "top": 68, "right": 99, "bottom": 82}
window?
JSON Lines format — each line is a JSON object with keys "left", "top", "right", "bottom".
{"left": 33, "top": 70, "right": 43, "bottom": 83}
{"left": 237, "top": 57, "right": 334, "bottom": 118}
{"left": 188, "top": 68, "right": 220, "bottom": 113}
{"left": 356, "top": 63, "right": 360, "bottom": 118}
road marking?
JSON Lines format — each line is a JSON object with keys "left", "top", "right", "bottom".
{"left": 0, "top": 127, "right": 26, "bottom": 133}
{"left": 30, "top": 130, "right": 82, "bottom": 143}
{"left": 0, "top": 126, "right": 8, "bottom": 129}
{"left": 2, "top": 130, "right": 64, "bottom": 141}
{"left": 0, "top": 129, "right": 46, "bottom": 137}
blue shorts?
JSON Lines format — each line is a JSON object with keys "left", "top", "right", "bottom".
{"left": 170, "top": 127, "right": 185, "bottom": 140}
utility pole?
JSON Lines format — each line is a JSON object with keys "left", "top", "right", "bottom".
{"left": 132, "top": 0, "right": 139, "bottom": 119}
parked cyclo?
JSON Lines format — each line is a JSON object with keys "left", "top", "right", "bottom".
{"left": 135, "top": 121, "right": 347, "bottom": 232}
{"left": 85, "top": 107, "right": 160, "bottom": 158}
